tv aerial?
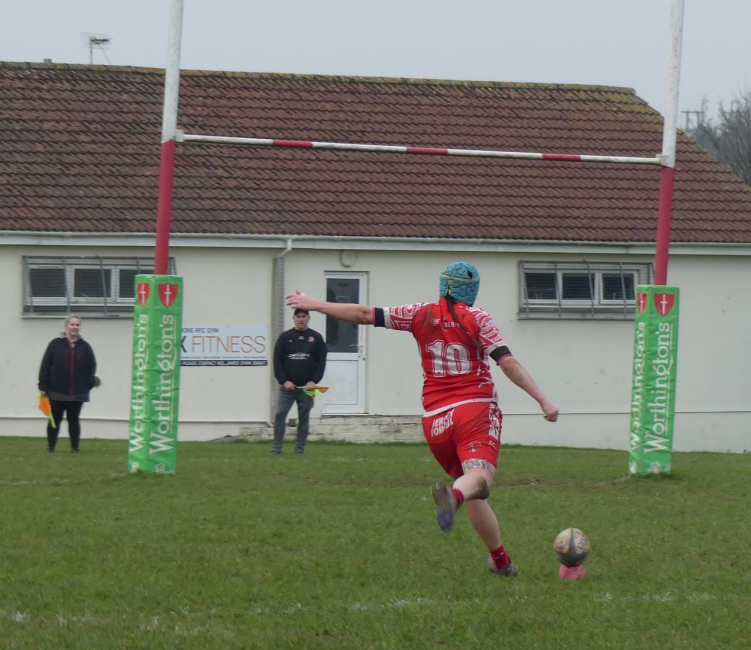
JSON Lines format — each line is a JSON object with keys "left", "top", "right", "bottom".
{"left": 80, "top": 33, "right": 112, "bottom": 65}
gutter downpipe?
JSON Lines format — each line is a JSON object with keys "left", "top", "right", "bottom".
{"left": 268, "top": 238, "right": 293, "bottom": 426}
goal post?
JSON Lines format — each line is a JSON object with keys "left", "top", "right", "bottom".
{"left": 628, "top": 0, "right": 684, "bottom": 475}
{"left": 130, "top": 0, "right": 686, "bottom": 474}
{"left": 127, "top": 0, "right": 185, "bottom": 474}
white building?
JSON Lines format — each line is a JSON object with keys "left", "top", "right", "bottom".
{"left": 2, "top": 62, "right": 750, "bottom": 452}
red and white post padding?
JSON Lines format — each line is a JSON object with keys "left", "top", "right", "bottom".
{"left": 177, "top": 132, "right": 662, "bottom": 166}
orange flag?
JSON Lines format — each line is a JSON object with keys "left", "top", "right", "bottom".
{"left": 300, "top": 386, "right": 328, "bottom": 397}
{"left": 300, "top": 386, "right": 329, "bottom": 405}
{"left": 38, "top": 393, "right": 56, "bottom": 428}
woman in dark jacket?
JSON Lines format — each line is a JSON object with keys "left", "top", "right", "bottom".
{"left": 38, "top": 315, "right": 98, "bottom": 453}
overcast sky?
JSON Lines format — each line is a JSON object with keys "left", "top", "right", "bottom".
{"left": 2, "top": 1, "right": 749, "bottom": 129}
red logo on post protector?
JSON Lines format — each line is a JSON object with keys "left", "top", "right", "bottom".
{"left": 158, "top": 283, "right": 179, "bottom": 308}
{"left": 653, "top": 293, "right": 675, "bottom": 316}
{"left": 136, "top": 283, "right": 150, "bottom": 307}
{"left": 637, "top": 293, "right": 647, "bottom": 315}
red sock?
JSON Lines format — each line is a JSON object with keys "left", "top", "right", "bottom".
{"left": 490, "top": 544, "right": 510, "bottom": 569}
{"left": 452, "top": 487, "right": 465, "bottom": 506}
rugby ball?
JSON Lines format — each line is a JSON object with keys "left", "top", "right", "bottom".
{"left": 553, "top": 527, "right": 590, "bottom": 567}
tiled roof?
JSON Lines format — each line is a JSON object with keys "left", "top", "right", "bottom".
{"left": 2, "top": 61, "right": 750, "bottom": 243}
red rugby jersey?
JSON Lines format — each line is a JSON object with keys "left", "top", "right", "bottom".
{"left": 376, "top": 298, "right": 512, "bottom": 413}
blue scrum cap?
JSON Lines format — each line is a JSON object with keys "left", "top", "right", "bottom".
{"left": 439, "top": 262, "right": 480, "bottom": 306}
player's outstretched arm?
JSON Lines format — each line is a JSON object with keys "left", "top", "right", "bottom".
{"left": 286, "top": 290, "right": 374, "bottom": 325}
{"left": 498, "top": 356, "right": 559, "bottom": 422}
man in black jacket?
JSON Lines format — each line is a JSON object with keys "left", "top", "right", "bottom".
{"left": 38, "top": 315, "right": 98, "bottom": 453}
{"left": 271, "top": 308, "right": 327, "bottom": 454}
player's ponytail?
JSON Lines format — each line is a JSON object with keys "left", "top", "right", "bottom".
{"left": 446, "top": 296, "right": 483, "bottom": 355}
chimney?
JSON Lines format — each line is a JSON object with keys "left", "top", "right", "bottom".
{"left": 43, "top": 59, "right": 52, "bottom": 64}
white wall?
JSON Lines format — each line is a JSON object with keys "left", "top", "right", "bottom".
{"left": 283, "top": 249, "right": 643, "bottom": 420}
{"left": 0, "top": 244, "right": 275, "bottom": 442}
{"left": 177, "top": 247, "right": 275, "bottom": 435}
{"left": 667, "top": 255, "right": 751, "bottom": 452}
{"left": 283, "top": 249, "right": 751, "bottom": 453}
{"left": 2, "top": 243, "right": 749, "bottom": 453}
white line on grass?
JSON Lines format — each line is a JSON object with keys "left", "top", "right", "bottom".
{"left": 594, "top": 592, "right": 731, "bottom": 603}
{"left": 1, "top": 593, "right": 742, "bottom": 628}
{"left": 3, "top": 472, "right": 128, "bottom": 487}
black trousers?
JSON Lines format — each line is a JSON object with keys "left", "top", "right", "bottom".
{"left": 47, "top": 400, "right": 84, "bottom": 450}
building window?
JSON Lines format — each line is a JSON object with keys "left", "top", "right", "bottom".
{"left": 22, "top": 256, "right": 177, "bottom": 317}
{"left": 518, "top": 261, "right": 652, "bottom": 320}
{"left": 74, "top": 268, "right": 112, "bottom": 298}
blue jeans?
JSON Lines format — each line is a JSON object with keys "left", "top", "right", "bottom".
{"left": 273, "top": 387, "right": 313, "bottom": 452}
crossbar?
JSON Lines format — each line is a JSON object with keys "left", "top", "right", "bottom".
{"left": 177, "top": 132, "right": 663, "bottom": 165}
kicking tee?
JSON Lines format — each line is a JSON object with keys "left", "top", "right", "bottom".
{"left": 373, "top": 298, "right": 512, "bottom": 414}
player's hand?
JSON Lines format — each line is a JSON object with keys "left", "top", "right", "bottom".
{"left": 285, "top": 290, "right": 311, "bottom": 310}
{"left": 283, "top": 381, "right": 296, "bottom": 391}
{"left": 541, "top": 400, "right": 559, "bottom": 422}
{"left": 305, "top": 381, "right": 317, "bottom": 390}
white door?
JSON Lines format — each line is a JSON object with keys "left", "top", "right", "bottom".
{"left": 322, "top": 273, "right": 366, "bottom": 414}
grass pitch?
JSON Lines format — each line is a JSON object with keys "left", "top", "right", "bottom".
{"left": 0, "top": 437, "right": 749, "bottom": 650}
